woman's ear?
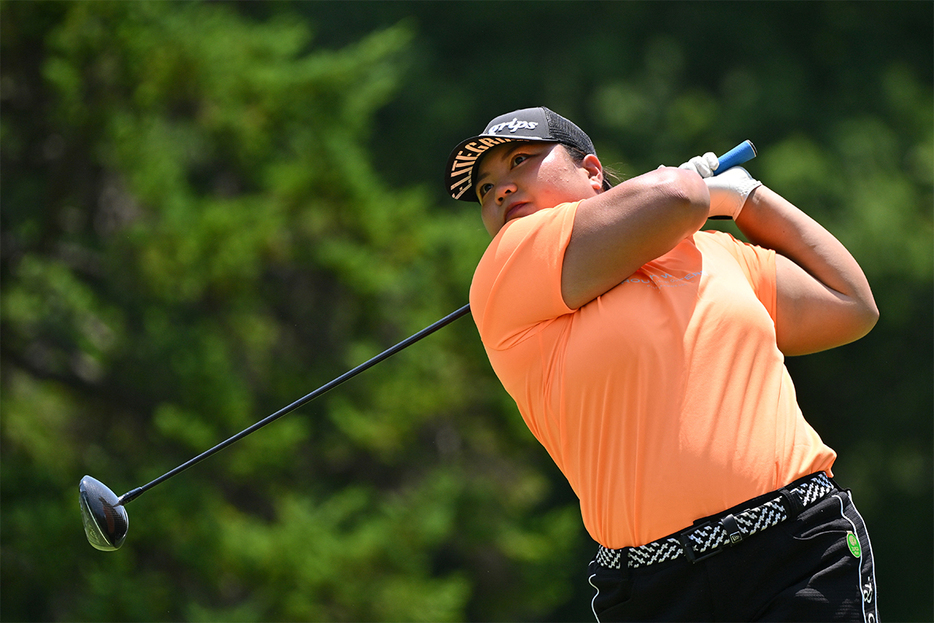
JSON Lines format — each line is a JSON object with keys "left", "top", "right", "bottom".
{"left": 582, "top": 154, "right": 604, "bottom": 192}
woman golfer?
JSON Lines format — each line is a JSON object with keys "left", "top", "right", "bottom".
{"left": 445, "top": 107, "right": 880, "bottom": 621}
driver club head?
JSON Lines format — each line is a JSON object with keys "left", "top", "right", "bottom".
{"left": 79, "top": 475, "right": 128, "bottom": 551}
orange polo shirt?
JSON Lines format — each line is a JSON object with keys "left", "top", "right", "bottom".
{"left": 469, "top": 201, "right": 836, "bottom": 549}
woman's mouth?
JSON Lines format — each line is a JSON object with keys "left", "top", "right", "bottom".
{"left": 504, "top": 202, "right": 531, "bottom": 223}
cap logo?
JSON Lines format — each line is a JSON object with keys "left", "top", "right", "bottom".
{"left": 448, "top": 136, "right": 513, "bottom": 200}
{"left": 486, "top": 118, "right": 539, "bottom": 135}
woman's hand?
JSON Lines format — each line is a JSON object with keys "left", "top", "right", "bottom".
{"left": 704, "top": 167, "right": 762, "bottom": 219}
{"left": 679, "top": 153, "right": 761, "bottom": 219}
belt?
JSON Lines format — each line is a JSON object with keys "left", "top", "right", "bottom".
{"left": 595, "top": 472, "right": 836, "bottom": 570}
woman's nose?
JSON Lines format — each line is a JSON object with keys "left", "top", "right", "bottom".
{"left": 496, "top": 183, "right": 515, "bottom": 204}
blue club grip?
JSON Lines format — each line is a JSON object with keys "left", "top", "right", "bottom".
{"left": 713, "top": 140, "right": 757, "bottom": 175}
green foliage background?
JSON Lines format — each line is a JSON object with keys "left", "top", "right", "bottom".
{"left": 1, "top": 1, "right": 930, "bottom": 620}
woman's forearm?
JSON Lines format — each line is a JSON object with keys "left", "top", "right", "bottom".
{"left": 734, "top": 185, "right": 878, "bottom": 353}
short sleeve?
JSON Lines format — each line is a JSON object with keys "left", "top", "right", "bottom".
{"left": 698, "top": 229, "right": 777, "bottom": 323}
{"left": 469, "top": 203, "right": 578, "bottom": 350}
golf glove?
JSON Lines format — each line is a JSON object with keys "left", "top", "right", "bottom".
{"left": 704, "top": 166, "right": 762, "bottom": 220}
{"left": 679, "top": 152, "right": 720, "bottom": 178}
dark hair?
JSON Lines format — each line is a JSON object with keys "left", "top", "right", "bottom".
{"left": 561, "top": 145, "right": 619, "bottom": 191}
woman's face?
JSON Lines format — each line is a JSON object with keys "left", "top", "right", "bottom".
{"left": 475, "top": 142, "right": 603, "bottom": 237}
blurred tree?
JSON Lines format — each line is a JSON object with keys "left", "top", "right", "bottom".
{"left": 1, "top": 1, "right": 582, "bottom": 621}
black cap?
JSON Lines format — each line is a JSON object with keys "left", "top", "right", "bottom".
{"left": 445, "top": 107, "right": 601, "bottom": 202}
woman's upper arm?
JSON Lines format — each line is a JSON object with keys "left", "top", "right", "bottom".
{"left": 561, "top": 168, "right": 709, "bottom": 308}
{"left": 774, "top": 254, "right": 879, "bottom": 356}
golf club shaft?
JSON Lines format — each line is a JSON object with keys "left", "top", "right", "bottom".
{"left": 117, "top": 304, "right": 472, "bottom": 505}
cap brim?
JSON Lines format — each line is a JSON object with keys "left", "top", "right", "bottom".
{"left": 445, "top": 135, "right": 557, "bottom": 202}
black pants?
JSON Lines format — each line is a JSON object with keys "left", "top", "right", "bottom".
{"left": 588, "top": 487, "right": 878, "bottom": 622}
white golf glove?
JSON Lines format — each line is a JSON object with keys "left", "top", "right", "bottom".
{"left": 704, "top": 166, "right": 762, "bottom": 219}
{"left": 679, "top": 152, "right": 719, "bottom": 178}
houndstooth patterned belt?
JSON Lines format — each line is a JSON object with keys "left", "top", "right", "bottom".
{"left": 595, "top": 472, "right": 835, "bottom": 569}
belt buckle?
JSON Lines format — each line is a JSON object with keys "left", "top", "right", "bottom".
{"left": 678, "top": 522, "right": 722, "bottom": 564}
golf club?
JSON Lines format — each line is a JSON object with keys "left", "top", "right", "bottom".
{"left": 80, "top": 304, "right": 470, "bottom": 551}
{"left": 80, "top": 140, "right": 757, "bottom": 552}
